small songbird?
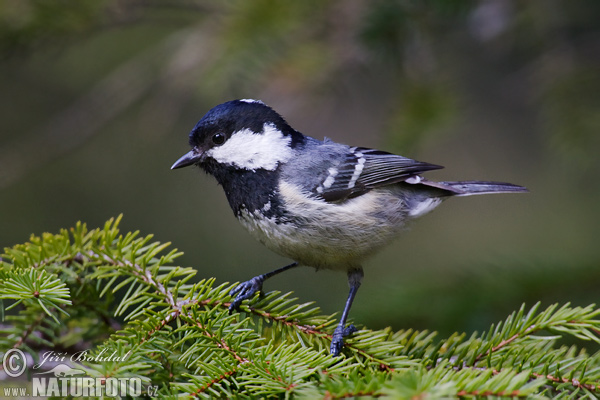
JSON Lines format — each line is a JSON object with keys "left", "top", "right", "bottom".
{"left": 172, "top": 99, "right": 527, "bottom": 356}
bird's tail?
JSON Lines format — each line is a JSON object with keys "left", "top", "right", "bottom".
{"left": 425, "top": 180, "right": 528, "bottom": 196}
{"left": 402, "top": 179, "right": 527, "bottom": 218}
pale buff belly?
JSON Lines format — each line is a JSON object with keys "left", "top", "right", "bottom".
{"left": 238, "top": 182, "right": 413, "bottom": 270}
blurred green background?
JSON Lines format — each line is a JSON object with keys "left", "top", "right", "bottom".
{"left": 1, "top": 0, "right": 599, "bottom": 338}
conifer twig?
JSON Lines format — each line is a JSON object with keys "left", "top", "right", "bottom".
{"left": 13, "top": 312, "right": 45, "bottom": 348}
{"left": 193, "top": 369, "right": 237, "bottom": 397}
{"left": 474, "top": 325, "right": 537, "bottom": 363}
{"left": 87, "top": 250, "right": 176, "bottom": 308}
{"left": 531, "top": 372, "right": 599, "bottom": 392}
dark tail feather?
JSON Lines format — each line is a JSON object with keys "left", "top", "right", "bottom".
{"left": 439, "top": 181, "right": 528, "bottom": 196}
{"left": 420, "top": 180, "right": 528, "bottom": 196}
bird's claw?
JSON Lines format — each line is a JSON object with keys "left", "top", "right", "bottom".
{"left": 228, "top": 276, "right": 265, "bottom": 313}
{"left": 330, "top": 324, "right": 358, "bottom": 356}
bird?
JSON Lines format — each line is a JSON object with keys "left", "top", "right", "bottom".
{"left": 171, "top": 99, "right": 527, "bottom": 356}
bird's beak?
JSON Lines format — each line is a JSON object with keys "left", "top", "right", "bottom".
{"left": 171, "top": 149, "right": 203, "bottom": 170}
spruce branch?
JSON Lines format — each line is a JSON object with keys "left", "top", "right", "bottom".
{"left": 2, "top": 216, "right": 600, "bottom": 398}
{"left": 470, "top": 303, "right": 600, "bottom": 366}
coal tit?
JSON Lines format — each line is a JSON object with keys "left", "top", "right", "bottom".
{"left": 172, "top": 99, "right": 527, "bottom": 356}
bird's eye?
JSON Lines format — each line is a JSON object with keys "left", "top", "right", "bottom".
{"left": 212, "top": 133, "right": 226, "bottom": 145}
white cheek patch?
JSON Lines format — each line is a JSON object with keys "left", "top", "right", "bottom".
{"left": 207, "top": 123, "right": 293, "bottom": 171}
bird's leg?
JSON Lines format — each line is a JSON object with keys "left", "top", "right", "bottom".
{"left": 228, "top": 262, "right": 299, "bottom": 313}
{"left": 330, "top": 267, "right": 363, "bottom": 356}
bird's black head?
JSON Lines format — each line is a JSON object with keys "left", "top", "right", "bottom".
{"left": 171, "top": 99, "right": 304, "bottom": 173}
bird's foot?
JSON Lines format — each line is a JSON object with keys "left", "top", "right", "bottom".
{"left": 228, "top": 275, "right": 265, "bottom": 313}
{"left": 330, "top": 324, "right": 358, "bottom": 356}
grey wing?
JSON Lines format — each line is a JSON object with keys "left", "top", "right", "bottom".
{"left": 314, "top": 147, "right": 443, "bottom": 202}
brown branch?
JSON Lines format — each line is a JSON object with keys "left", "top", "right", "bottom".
{"left": 194, "top": 320, "right": 251, "bottom": 365}
{"left": 457, "top": 389, "right": 525, "bottom": 397}
{"left": 474, "top": 318, "right": 600, "bottom": 367}
{"left": 532, "top": 372, "right": 600, "bottom": 392}
{"left": 76, "top": 250, "right": 190, "bottom": 349}
{"left": 138, "top": 309, "right": 180, "bottom": 346}
{"left": 247, "top": 304, "right": 396, "bottom": 371}
{"left": 187, "top": 320, "right": 249, "bottom": 397}
{"left": 87, "top": 250, "right": 176, "bottom": 308}
{"left": 469, "top": 367, "right": 600, "bottom": 395}
{"left": 192, "top": 369, "right": 237, "bottom": 397}
{"left": 189, "top": 317, "right": 301, "bottom": 396}
{"left": 13, "top": 312, "right": 45, "bottom": 348}
{"left": 324, "top": 390, "right": 382, "bottom": 399}
{"left": 245, "top": 304, "right": 331, "bottom": 336}
{"left": 474, "top": 324, "right": 538, "bottom": 363}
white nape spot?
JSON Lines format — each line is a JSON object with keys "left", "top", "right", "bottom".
{"left": 239, "top": 99, "right": 265, "bottom": 104}
{"left": 207, "top": 123, "right": 293, "bottom": 171}
{"left": 405, "top": 175, "right": 422, "bottom": 184}
{"left": 322, "top": 168, "right": 338, "bottom": 189}
{"left": 348, "top": 152, "right": 366, "bottom": 189}
{"left": 409, "top": 198, "right": 442, "bottom": 217}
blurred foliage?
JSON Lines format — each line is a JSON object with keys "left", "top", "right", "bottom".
{"left": 1, "top": 0, "right": 598, "bottom": 170}
{"left": 543, "top": 68, "right": 600, "bottom": 168}
{"left": 0, "top": 0, "right": 106, "bottom": 54}
{"left": 0, "top": 0, "right": 599, "bottom": 350}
